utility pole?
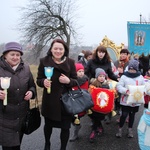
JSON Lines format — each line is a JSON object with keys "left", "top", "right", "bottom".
{"left": 140, "top": 14, "right": 142, "bottom": 23}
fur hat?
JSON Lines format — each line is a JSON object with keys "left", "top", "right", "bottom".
{"left": 3, "top": 42, "right": 23, "bottom": 55}
{"left": 75, "top": 63, "right": 84, "bottom": 72}
{"left": 95, "top": 68, "right": 107, "bottom": 78}
{"left": 128, "top": 59, "right": 139, "bottom": 71}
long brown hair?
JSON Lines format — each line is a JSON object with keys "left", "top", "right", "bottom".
{"left": 92, "top": 45, "right": 111, "bottom": 62}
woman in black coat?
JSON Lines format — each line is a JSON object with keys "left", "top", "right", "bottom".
{"left": 85, "top": 45, "right": 118, "bottom": 81}
{"left": 36, "top": 39, "right": 77, "bottom": 150}
{"left": 0, "top": 42, "right": 36, "bottom": 150}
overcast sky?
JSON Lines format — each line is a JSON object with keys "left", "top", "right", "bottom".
{"left": 0, "top": 0, "right": 149, "bottom": 46}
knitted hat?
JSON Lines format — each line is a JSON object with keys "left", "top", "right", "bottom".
{"left": 128, "top": 59, "right": 139, "bottom": 71}
{"left": 75, "top": 63, "right": 84, "bottom": 72}
{"left": 95, "top": 68, "right": 107, "bottom": 78}
{"left": 3, "top": 42, "right": 23, "bottom": 55}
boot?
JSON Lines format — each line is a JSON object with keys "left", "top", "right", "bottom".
{"left": 105, "top": 113, "right": 112, "bottom": 124}
{"left": 126, "top": 116, "right": 129, "bottom": 123}
{"left": 127, "top": 128, "right": 133, "bottom": 138}
{"left": 44, "top": 142, "right": 50, "bottom": 150}
{"left": 89, "top": 130, "right": 96, "bottom": 143}
{"left": 116, "top": 128, "right": 122, "bottom": 138}
{"left": 97, "top": 127, "right": 103, "bottom": 135}
{"left": 69, "top": 125, "right": 81, "bottom": 142}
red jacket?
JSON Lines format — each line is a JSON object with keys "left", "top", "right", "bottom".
{"left": 73, "top": 81, "right": 89, "bottom": 90}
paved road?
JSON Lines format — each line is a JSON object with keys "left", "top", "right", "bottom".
{"left": 0, "top": 106, "right": 144, "bottom": 150}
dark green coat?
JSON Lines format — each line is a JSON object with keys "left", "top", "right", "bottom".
{"left": 0, "top": 57, "right": 36, "bottom": 147}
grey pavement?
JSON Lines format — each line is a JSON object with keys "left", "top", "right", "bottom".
{"left": 0, "top": 106, "right": 144, "bottom": 150}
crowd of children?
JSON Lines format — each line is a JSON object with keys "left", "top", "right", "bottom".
{"left": 70, "top": 50, "right": 150, "bottom": 149}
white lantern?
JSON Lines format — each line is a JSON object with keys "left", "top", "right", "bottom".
{"left": 0, "top": 77, "right": 11, "bottom": 106}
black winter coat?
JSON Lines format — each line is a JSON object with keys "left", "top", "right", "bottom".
{"left": 0, "top": 57, "right": 36, "bottom": 147}
{"left": 85, "top": 59, "right": 118, "bottom": 81}
{"left": 36, "top": 56, "right": 77, "bottom": 122}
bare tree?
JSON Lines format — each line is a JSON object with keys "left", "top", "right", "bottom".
{"left": 19, "top": 0, "right": 79, "bottom": 49}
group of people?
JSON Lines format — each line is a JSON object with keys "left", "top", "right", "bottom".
{"left": 0, "top": 39, "right": 149, "bottom": 150}
{"left": 72, "top": 45, "right": 150, "bottom": 149}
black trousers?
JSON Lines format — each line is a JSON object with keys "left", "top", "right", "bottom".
{"left": 44, "top": 117, "right": 70, "bottom": 150}
{"left": 119, "top": 105, "right": 139, "bottom": 128}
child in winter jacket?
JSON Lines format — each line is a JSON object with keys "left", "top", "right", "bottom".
{"left": 69, "top": 63, "right": 89, "bottom": 142}
{"left": 116, "top": 59, "right": 145, "bottom": 138}
{"left": 88, "top": 68, "right": 110, "bottom": 143}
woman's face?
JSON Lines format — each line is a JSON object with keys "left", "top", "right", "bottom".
{"left": 97, "top": 51, "right": 105, "bottom": 59}
{"left": 51, "top": 42, "right": 65, "bottom": 60}
{"left": 120, "top": 53, "right": 128, "bottom": 61}
{"left": 4, "top": 51, "right": 21, "bottom": 67}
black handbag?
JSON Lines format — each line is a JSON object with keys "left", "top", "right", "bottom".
{"left": 61, "top": 82, "right": 94, "bottom": 115}
{"left": 22, "top": 97, "right": 41, "bottom": 135}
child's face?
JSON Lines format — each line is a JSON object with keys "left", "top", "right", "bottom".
{"left": 148, "top": 69, "right": 150, "bottom": 74}
{"left": 97, "top": 74, "right": 105, "bottom": 82}
{"left": 77, "top": 69, "right": 84, "bottom": 78}
{"left": 128, "top": 68, "right": 137, "bottom": 73}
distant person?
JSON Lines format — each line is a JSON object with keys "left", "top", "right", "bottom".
{"left": 124, "top": 53, "right": 143, "bottom": 73}
{"left": 0, "top": 42, "right": 36, "bottom": 150}
{"left": 78, "top": 50, "right": 85, "bottom": 61}
{"left": 114, "top": 49, "right": 130, "bottom": 77}
{"left": 139, "top": 54, "right": 149, "bottom": 76}
{"left": 78, "top": 50, "right": 92, "bottom": 72}
{"left": 36, "top": 39, "right": 77, "bottom": 150}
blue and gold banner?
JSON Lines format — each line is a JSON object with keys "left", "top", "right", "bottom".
{"left": 127, "top": 22, "right": 150, "bottom": 55}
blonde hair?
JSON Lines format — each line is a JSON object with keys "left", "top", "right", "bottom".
{"left": 133, "top": 53, "right": 139, "bottom": 59}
